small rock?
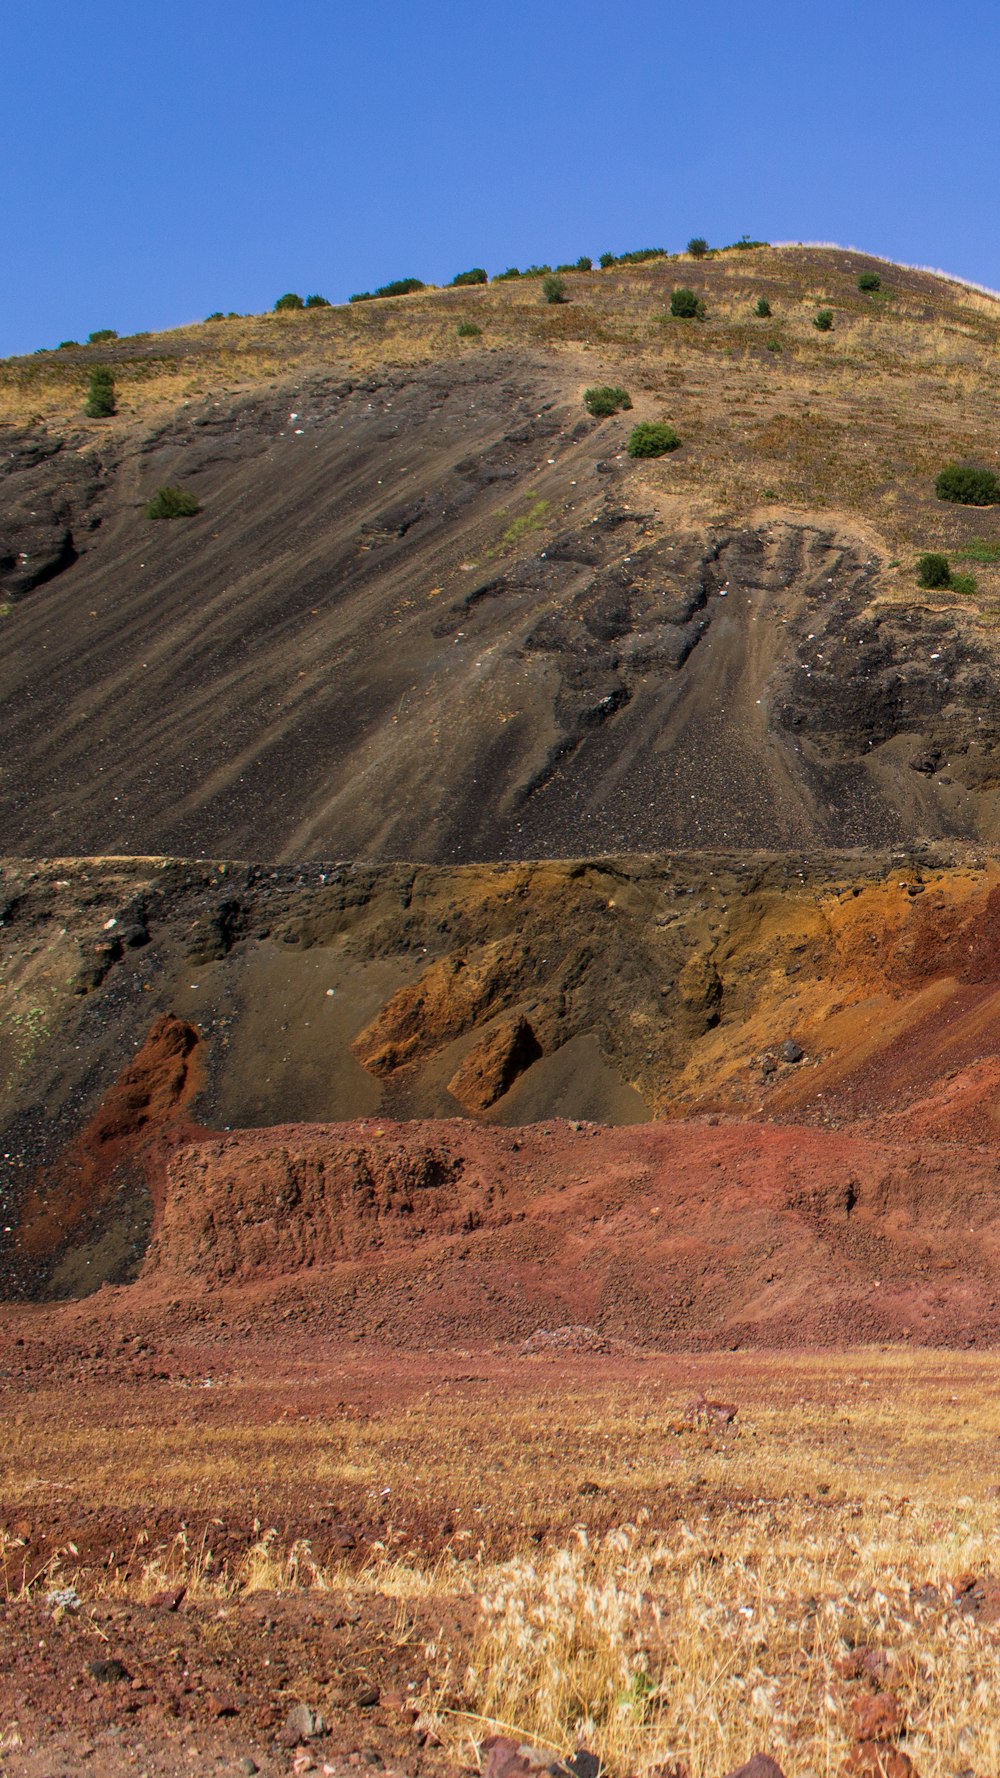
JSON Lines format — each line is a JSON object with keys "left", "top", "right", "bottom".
{"left": 851, "top": 1693, "right": 903, "bottom": 1742}
{"left": 237, "top": 1760, "right": 259, "bottom": 1777}
{"left": 722, "top": 1760, "right": 786, "bottom": 1778}
{"left": 88, "top": 1657, "right": 131, "bottom": 1684}
{"left": 780, "top": 1039, "right": 804, "bottom": 1064}
{"left": 150, "top": 1586, "right": 187, "bottom": 1611}
{"left": 355, "top": 1684, "right": 380, "bottom": 1709}
{"left": 207, "top": 1691, "right": 240, "bottom": 1718}
{"left": 567, "top": 1754, "right": 602, "bottom": 1778}
{"left": 280, "top": 1702, "right": 324, "bottom": 1746}
{"left": 483, "top": 1737, "right": 566, "bottom": 1778}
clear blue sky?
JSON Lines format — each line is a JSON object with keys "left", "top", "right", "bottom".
{"left": 6, "top": 0, "right": 1000, "bottom": 356}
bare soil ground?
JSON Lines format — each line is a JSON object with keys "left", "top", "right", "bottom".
{"left": 4, "top": 1336, "right": 1000, "bottom": 1778}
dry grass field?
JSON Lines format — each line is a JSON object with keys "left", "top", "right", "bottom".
{"left": 3, "top": 1340, "right": 1000, "bottom": 1776}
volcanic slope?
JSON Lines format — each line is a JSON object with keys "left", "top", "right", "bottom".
{"left": 5, "top": 245, "right": 1000, "bottom": 859}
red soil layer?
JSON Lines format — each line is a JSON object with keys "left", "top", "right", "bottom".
{"left": 139, "top": 1090, "right": 1000, "bottom": 1348}
{"left": 14, "top": 1015, "right": 203, "bottom": 1263}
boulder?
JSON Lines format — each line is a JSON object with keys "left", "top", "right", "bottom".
{"left": 448, "top": 1013, "right": 542, "bottom": 1111}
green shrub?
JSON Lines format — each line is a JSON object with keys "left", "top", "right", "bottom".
{"left": 935, "top": 464, "right": 1000, "bottom": 505}
{"left": 814, "top": 309, "right": 834, "bottom": 331}
{"left": 274, "top": 292, "right": 304, "bottom": 311}
{"left": 373, "top": 277, "right": 425, "bottom": 297}
{"left": 858, "top": 272, "right": 881, "bottom": 292}
{"left": 670, "top": 287, "right": 702, "bottom": 318}
{"left": 627, "top": 422, "right": 680, "bottom": 458}
{"left": 350, "top": 277, "right": 426, "bottom": 303}
{"left": 766, "top": 337, "right": 782, "bottom": 353}
{"left": 494, "top": 266, "right": 523, "bottom": 281}
{"left": 583, "top": 385, "right": 632, "bottom": 418}
{"left": 84, "top": 366, "right": 115, "bottom": 418}
{"left": 575, "top": 255, "right": 593, "bottom": 271}
{"left": 58, "top": 339, "right": 79, "bottom": 349}
{"left": 87, "top": 328, "right": 117, "bottom": 344}
{"left": 451, "top": 268, "right": 487, "bottom": 286}
{"left": 598, "top": 252, "right": 615, "bottom": 269}
{"left": 305, "top": 293, "right": 331, "bottom": 307}
{"left": 145, "top": 485, "right": 200, "bottom": 520}
{"left": 522, "top": 264, "right": 551, "bottom": 278}
{"left": 961, "top": 537, "right": 1000, "bottom": 563}
{"left": 950, "top": 571, "right": 977, "bottom": 596}
{"left": 457, "top": 321, "right": 482, "bottom": 338}
{"left": 542, "top": 274, "right": 567, "bottom": 304}
{"left": 205, "top": 311, "right": 224, "bottom": 322}
{"left": 687, "top": 237, "right": 709, "bottom": 258}
{"left": 754, "top": 297, "right": 771, "bottom": 318}
{"left": 917, "top": 552, "right": 950, "bottom": 589}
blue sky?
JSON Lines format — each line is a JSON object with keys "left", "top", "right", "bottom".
{"left": 6, "top": 0, "right": 1000, "bottom": 356}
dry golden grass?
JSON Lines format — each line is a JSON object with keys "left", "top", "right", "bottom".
{"left": 4, "top": 1348, "right": 1000, "bottom": 1772}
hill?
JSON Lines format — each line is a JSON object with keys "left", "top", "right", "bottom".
{"left": 8, "top": 244, "right": 1000, "bottom": 1315}
{"left": 5, "top": 246, "right": 1000, "bottom": 859}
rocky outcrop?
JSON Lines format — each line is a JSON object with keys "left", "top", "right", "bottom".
{"left": 447, "top": 1013, "right": 542, "bottom": 1110}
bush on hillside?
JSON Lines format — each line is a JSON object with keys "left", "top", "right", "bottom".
{"left": 670, "top": 287, "right": 702, "bottom": 318}
{"left": 916, "top": 552, "right": 951, "bottom": 588}
{"left": 583, "top": 385, "right": 632, "bottom": 418}
{"left": 935, "top": 464, "right": 1000, "bottom": 505}
{"left": 88, "top": 328, "right": 117, "bottom": 344}
{"left": 494, "top": 266, "right": 523, "bottom": 281}
{"left": 627, "top": 421, "right": 680, "bottom": 457}
{"left": 305, "top": 293, "right": 331, "bottom": 307}
{"left": 858, "top": 272, "right": 881, "bottom": 292}
{"left": 452, "top": 268, "right": 487, "bottom": 286}
{"left": 598, "top": 252, "right": 615, "bottom": 269}
{"left": 350, "top": 277, "right": 426, "bottom": 303}
{"left": 754, "top": 296, "right": 771, "bottom": 317}
{"left": 584, "top": 385, "right": 632, "bottom": 418}
{"left": 275, "top": 292, "right": 304, "bottom": 311}
{"left": 205, "top": 311, "right": 224, "bottom": 322}
{"left": 58, "top": 339, "right": 79, "bottom": 349}
{"left": 814, "top": 308, "right": 834, "bottom": 331}
{"left": 575, "top": 255, "right": 593, "bottom": 271}
{"left": 457, "top": 320, "right": 482, "bottom": 337}
{"left": 542, "top": 274, "right": 567, "bottom": 304}
{"left": 146, "top": 485, "right": 200, "bottom": 520}
{"left": 687, "top": 237, "right": 709, "bottom": 258}
{"left": 84, "top": 366, "right": 115, "bottom": 418}
{"left": 950, "top": 571, "right": 977, "bottom": 595}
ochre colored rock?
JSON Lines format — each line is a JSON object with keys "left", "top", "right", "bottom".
{"left": 353, "top": 938, "right": 531, "bottom": 1076}
{"left": 447, "top": 1013, "right": 541, "bottom": 1111}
